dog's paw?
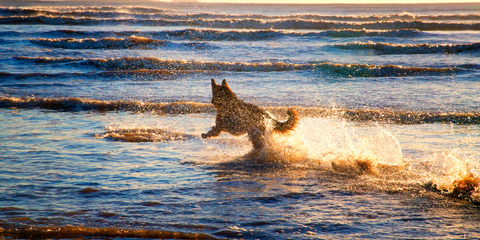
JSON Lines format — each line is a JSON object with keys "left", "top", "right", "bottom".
{"left": 201, "top": 133, "right": 208, "bottom": 138}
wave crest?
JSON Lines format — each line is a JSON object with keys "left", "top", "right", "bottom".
{"left": 2, "top": 7, "right": 480, "bottom": 22}
{"left": 0, "top": 97, "right": 214, "bottom": 113}
{"left": 29, "top": 36, "right": 215, "bottom": 50}
{"left": 1, "top": 97, "right": 479, "bottom": 124}
{"left": 0, "top": 6, "right": 175, "bottom": 16}
{"left": 95, "top": 125, "right": 197, "bottom": 142}
{"left": 30, "top": 36, "right": 168, "bottom": 49}
{"left": 23, "top": 28, "right": 421, "bottom": 41}
{"left": 162, "top": 28, "right": 422, "bottom": 40}
{"left": 335, "top": 41, "right": 480, "bottom": 54}
{"left": 2, "top": 16, "right": 480, "bottom": 30}
{"left": 15, "top": 56, "right": 459, "bottom": 77}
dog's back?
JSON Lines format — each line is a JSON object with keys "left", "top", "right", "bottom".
{"left": 209, "top": 79, "right": 268, "bottom": 135}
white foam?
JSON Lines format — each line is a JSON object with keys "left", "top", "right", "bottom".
{"left": 243, "top": 117, "right": 405, "bottom": 172}
{"left": 259, "top": 120, "right": 309, "bottom": 166}
{"left": 423, "top": 150, "right": 473, "bottom": 190}
{"left": 361, "top": 129, "right": 403, "bottom": 166}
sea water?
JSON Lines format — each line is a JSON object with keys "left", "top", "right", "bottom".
{"left": 0, "top": 1, "right": 479, "bottom": 239}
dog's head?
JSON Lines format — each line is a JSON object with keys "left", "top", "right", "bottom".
{"left": 210, "top": 78, "right": 237, "bottom": 108}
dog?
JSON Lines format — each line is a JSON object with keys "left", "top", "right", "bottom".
{"left": 202, "top": 78, "right": 299, "bottom": 156}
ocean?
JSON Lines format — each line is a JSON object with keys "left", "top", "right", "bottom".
{"left": 0, "top": 1, "right": 479, "bottom": 239}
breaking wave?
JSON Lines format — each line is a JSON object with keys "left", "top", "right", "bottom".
{"left": 0, "top": 97, "right": 214, "bottom": 114}
{"left": 2, "top": 16, "right": 480, "bottom": 30}
{"left": 1, "top": 97, "right": 479, "bottom": 124}
{"left": 0, "top": 6, "right": 175, "bottom": 16}
{"left": 29, "top": 36, "right": 215, "bottom": 50}
{"left": 321, "top": 28, "right": 421, "bottom": 38}
{"left": 15, "top": 56, "right": 460, "bottom": 77}
{"left": 335, "top": 41, "right": 480, "bottom": 54}
{"left": 270, "top": 107, "right": 480, "bottom": 125}
{"left": 9, "top": 28, "right": 421, "bottom": 41}
{"left": 95, "top": 125, "right": 197, "bottom": 142}
{"left": 2, "top": 7, "right": 480, "bottom": 22}
{"left": 30, "top": 36, "right": 168, "bottom": 49}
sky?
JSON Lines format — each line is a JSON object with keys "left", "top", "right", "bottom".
{"left": 198, "top": 0, "right": 479, "bottom": 3}
{"left": 31, "top": 0, "right": 480, "bottom": 3}
{"left": 17, "top": 0, "right": 480, "bottom": 4}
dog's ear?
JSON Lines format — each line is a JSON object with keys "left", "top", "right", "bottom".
{"left": 222, "top": 79, "right": 232, "bottom": 90}
{"left": 211, "top": 78, "right": 219, "bottom": 93}
{"left": 211, "top": 78, "right": 218, "bottom": 87}
{"left": 221, "top": 79, "right": 234, "bottom": 94}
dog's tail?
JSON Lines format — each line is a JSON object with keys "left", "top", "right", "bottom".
{"left": 273, "top": 108, "right": 299, "bottom": 133}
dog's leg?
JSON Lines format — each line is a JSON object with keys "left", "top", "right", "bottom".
{"left": 201, "top": 126, "right": 221, "bottom": 138}
{"left": 244, "top": 127, "right": 264, "bottom": 159}
{"left": 248, "top": 127, "right": 264, "bottom": 150}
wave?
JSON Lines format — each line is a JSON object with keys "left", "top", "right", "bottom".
{"left": 2, "top": 16, "right": 480, "bottom": 30}
{"left": 15, "top": 56, "right": 84, "bottom": 63}
{"left": 95, "top": 125, "right": 198, "bottom": 142}
{"left": 322, "top": 28, "right": 421, "bottom": 38}
{"left": 0, "top": 225, "right": 215, "bottom": 240}
{"left": 0, "top": 71, "right": 81, "bottom": 79}
{"left": 0, "top": 97, "right": 214, "bottom": 113}
{"left": 30, "top": 36, "right": 168, "bottom": 49}
{"left": 15, "top": 57, "right": 460, "bottom": 77}
{"left": 1, "top": 97, "right": 479, "bottom": 124}
{"left": 148, "top": 28, "right": 421, "bottom": 40}
{"left": 2, "top": 7, "right": 480, "bottom": 22}
{"left": 0, "top": 69, "right": 208, "bottom": 81}
{"left": 157, "top": 28, "right": 288, "bottom": 41}
{"left": 29, "top": 36, "right": 215, "bottom": 50}
{"left": 335, "top": 41, "right": 480, "bottom": 54}
{"left": 0, "top": 38, "right": 13, "bottom": 44}
{"left": 11, "top": 28, "right": 420, "bottom": 41}
{"left": 0, "top": 6, "right": 175, "bottom": 16}
{"left": 270, "top": 107, "right": 480, "bottom": 125}
{"left": 0, "top": 30, "right": 21, "bottom": 37}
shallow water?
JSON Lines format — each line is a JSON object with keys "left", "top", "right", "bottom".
{"left": 1, "top": 1, "right": 480, "bottom": 239}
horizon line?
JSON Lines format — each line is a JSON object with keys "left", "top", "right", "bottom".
{"left": 11, "top": 0, "right": 480, "bottom": 3}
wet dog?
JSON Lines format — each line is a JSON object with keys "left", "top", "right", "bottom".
{"left": 202, "top": 79, "right": 299, "bottom": 156}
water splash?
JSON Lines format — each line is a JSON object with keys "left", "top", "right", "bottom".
{"left": 228, "top": 117, "right": 479, "bottom": 202}
{"left": 256, "top": 120, "right": 309, "bottom": 166}
{"left": 423, "top": 150, "right": 480, "bottom": 203}
{"left": 242, "top": 117, "right": 405, "bottom": 174}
